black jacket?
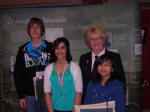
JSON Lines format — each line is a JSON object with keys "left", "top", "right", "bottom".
{"left": 14, "top": 40, "right": 52, "bottom": 99}
{"left": 79, "top": 49, "right": 125, "bottom": 103}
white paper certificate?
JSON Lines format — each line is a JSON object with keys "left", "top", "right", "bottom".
{"left": 74, "top": 101, "right": 115, "bottom": 112}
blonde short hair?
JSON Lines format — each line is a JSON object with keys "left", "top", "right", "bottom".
{"left": 84, "top": 26, "right": 107, "bottom": 47}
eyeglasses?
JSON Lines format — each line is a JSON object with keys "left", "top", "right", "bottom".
{"left": 90, "top": 37, "right": 103, "bottom": 41}
{"left": 30, "top": 26, "right": 41, "bottom": 30}
{"left": 99, "top": 63, "right": 112, "bottom": 67}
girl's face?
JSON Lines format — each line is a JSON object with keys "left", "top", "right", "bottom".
{"left": 55, "top": 42, "right": 67, "bottom": 61}
{"left": 98, "top": 60, "right": 112, "bottom": 78}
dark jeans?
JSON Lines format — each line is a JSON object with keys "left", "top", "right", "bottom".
{"left": 25, "top": 95, "right": 48, "bottom": 112}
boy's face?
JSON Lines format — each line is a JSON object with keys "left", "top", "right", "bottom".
{"left": 29, "top": 23, "right": 42, "bottom": 39}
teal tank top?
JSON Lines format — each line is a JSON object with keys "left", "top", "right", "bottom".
{"left": 49, "top": 62, "right": 76, "bottom": 111}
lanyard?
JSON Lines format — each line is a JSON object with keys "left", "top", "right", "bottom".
{"left": 56, "top": 61, "right": 67, "bottom": 90}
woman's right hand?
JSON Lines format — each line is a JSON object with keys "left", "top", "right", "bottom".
{"left": 18, "top": 98, "right": 26, "bottom": 109}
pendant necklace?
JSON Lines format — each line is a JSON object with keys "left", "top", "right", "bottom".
{"left": 56, "top": 61, "right": 67, "bottom": 96}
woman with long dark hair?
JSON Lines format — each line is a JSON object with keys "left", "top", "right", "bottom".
{"left": 44, "top": 37, "right": 83, "bottom": 112}
{"left": 84, "top": 54, "right": 125, "bottom": 112}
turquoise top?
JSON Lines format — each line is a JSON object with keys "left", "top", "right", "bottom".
{"left": 49, "top": 63, "right": 76, "bottom": 111}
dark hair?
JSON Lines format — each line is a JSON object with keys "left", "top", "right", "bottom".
{"left": 93, "top": 54, "right": 120, "bottom": 84}
{"left": 51, "top": 37, "right": 72, "bottom": 63}
{"left": 27, "top": 17, "right": 45, "bottom": 37}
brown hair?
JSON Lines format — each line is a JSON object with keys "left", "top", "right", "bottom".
{"left": 27, "top": 17, "right": 45, "bottom": 37}
{"left": 84, "top": 26, "right": 107, "bottom": 47}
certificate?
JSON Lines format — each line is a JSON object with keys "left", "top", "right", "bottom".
{"left": 74, "top": 101, "right": 115, "bottom": 112}
{"left": 33, "top": 71, "right": 44, "bottom": 100}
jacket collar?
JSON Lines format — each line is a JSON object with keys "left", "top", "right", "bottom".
{"left": 22, "top": 40, "right": 48, "bottom": 52}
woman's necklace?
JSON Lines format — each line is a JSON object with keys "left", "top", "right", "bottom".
{"left": 56, "top": 61, "right": 67, "bottom": 96}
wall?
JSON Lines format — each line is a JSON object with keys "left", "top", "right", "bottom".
{"left": 0, "top": 2, "right": 142, "bottom": 112}
{"left": 0, "top": 0, "right": 149, "bottom": 8}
